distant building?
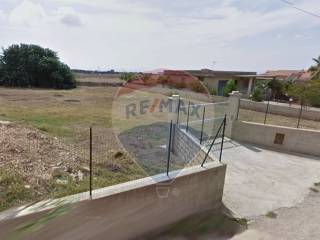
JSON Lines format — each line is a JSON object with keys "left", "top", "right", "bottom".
{"left": 186, "top": 69, "right": 257, "bottom": 96}
{"left": 234, "top": 69, "right": 312, "bottom": 95}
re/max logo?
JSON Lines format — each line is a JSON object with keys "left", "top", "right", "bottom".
{"left": 125, "top": 99, "right": 201, "bottom": 119}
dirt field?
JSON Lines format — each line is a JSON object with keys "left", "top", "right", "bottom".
{"left": 0, "top": 86, "right": 148, "bottom": 211}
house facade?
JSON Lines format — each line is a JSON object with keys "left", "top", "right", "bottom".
{"left": 186, "top": 69, "right": 257, "bottom": 96}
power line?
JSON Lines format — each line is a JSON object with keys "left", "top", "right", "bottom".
{"left": 279, "top": 0, "right": 320, "bottom": 19}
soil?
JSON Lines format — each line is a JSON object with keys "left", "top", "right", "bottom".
{"left": 0, "top": 122, "right": 84, "bottom": 183}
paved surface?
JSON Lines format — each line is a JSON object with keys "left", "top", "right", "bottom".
{"left": 210, "top": 140, "right": 320, "bottom": 218}
{"left": 231, "top": 185, "right": 320, "bottom": 240}
{"left": 208, "top": 140, "right": 320, "bottom": 240}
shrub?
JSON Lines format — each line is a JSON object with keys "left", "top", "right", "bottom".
{"left": 209, "top": 87, "right": 217, "bottom": 95}
{"left": 0, "top": 44, "right": 76, "bottom": 89}
{"left": 120, "top": 72, "right": 135, "bottom": 82}
{"left": 251, "top": 87, "right": 263, "bottom": 102}
{"left": 169, "top": 80, "right": 186, "bottom": 89}
{"left": 190, "top": 81, "right": 206, "bottom": 93}
{"left": 222, "top": 80, "right": 236, "bottom": 97}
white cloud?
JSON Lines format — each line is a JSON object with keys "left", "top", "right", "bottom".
{"left": 9, "top": 0, "right": 47, "bottom": 26}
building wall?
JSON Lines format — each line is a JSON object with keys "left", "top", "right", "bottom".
{"left": 232, "top": 121, "right": 320, "bottom": 157}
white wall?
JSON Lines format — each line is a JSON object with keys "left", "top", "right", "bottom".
{"left": 232, "top": 121, "right": 320, "bottom": 157}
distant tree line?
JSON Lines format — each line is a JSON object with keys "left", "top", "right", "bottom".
{"left": 0, "top": 44, "right": 76, "bottom": 89}
{"left": 72, "top": 69, "right": 120, "bottom": 74}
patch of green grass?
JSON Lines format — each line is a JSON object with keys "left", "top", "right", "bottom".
{"left": 0, "top": 170, "right": 35, "bottom": 212}
{"left": 48, "top": 159, "right": 146, "bottom": 199}
{"left": 0, "top": 89, "right": 113, "bottom": 139}
{"left": 265, "top": 211, "right": 277, "bottom": 219}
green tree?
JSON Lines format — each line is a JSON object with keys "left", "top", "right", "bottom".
{"left": 0, "top": 44, "right": 76, "bottom": 89}
{"left": 309, "top": 56, "right": 320, "bottom": 80}
{"left": 222, "top": 80, "right": 236, "bottom": 97}
{"left": 288, "top": 80, "right": 320, "bottom": 107}
{"left": 267, "top": 79, "right": 285, "bottom": 99}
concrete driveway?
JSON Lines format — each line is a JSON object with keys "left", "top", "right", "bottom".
{"left": 210, "top": 140, "right": 320, "bottom": 219}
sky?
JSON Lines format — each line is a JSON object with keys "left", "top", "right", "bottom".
{"left": 0, "top": 0, "right": 320, "bottom": 73}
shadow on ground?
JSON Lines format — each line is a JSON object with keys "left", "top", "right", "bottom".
{"left": 141, "top": 205, "right": 247, "bottom": 240}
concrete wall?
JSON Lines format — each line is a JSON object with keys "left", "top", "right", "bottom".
{"left": 0, "top": 164, "right": 226, "bottom": 240}
{"left": 173, "top": 126, "right": 215, "bottom": 165}
{"left": 240, "top": 99, "right": 320, "bottom": 121}
{"left": 232, "top": 121, "right": 320, "bottom": 157}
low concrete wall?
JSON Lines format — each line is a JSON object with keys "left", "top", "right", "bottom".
{"left": 240, "top": 99, "right": 320, "bottom": 121}
{"left": 232, "top": 121, "right": 320, "bottom": 156}
{"left": 0, "top": 164, "right": 226, "bottom": 240}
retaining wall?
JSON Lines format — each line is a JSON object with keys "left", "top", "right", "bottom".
{"left": 173, "top": 126, "right": 215, "bottom": 164}
{"left": 232, "top": 121, "right": 320, "bottom": 157}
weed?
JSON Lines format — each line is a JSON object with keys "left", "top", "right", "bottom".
{"left": 0, "top": 170, "right": 35, "bottom": 211}
{"left": 265, "top": 211, "right": 277, "bottom": 219}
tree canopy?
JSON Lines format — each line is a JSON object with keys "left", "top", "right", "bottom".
{"left": 309, "top": 56, "right": 320, "bottom": 80}
{"left": 0, "top": 44, "right": 76, "bottom": 89}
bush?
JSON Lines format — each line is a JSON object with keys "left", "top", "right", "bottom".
{"left": 209, "top": 87, "right": 217, "bottom": 95}
{"left": 190, "top": 81, "right": 206, "bottom": 93}
{"left": 251, "top": 87, "right": 263, "bottom": 102}
{"left": 222, "top": 80, "right": 236, "bottom": 97}
{"left": 0, "top": 44, "right": 76, "bottom": 89}
{"left": 120, "top": 72, "right": 135, "bottom": 82}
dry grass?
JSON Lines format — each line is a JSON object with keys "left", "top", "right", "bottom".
{"left": 0, "top": 86, "right": 148, "bottom": 211}
{"left": 239, "top": 108, "right": 320, "bottom": 131}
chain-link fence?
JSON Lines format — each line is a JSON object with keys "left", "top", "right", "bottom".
{"left": 238, "top": 100, "right": 320, "bottom": 131}
{"left": 177, "top": 100, "right": 229, "bottom": 144}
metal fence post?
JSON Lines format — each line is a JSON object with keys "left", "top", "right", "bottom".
{"left": 297, "top": 102, "right": 303, "bottom": 128}
{"left": 186, "top": 101, "right": 190, "bottom": 132}
{"left": 167, "top": 120, "right": 173, "bottom": 176}
{"left": 200, "top": 106, "right": 206, "bottom": 144}
{"left": 219, "top": 115, "right": 227, "bottom": 163}
{"left": 201, "top": 115, "right": 225, "bottom": 167}
{"left": 89, "top": 127, "right": 93, "bottom": 199}
{"left": 264, "top": 100, "right": 270, "bottom": 125}
{"left": 176, "top": 97, "right": 181, "bottom": 125}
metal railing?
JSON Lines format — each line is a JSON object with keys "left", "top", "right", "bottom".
{"left": 201, "top": 115, "right": 226, "bottom": 166}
